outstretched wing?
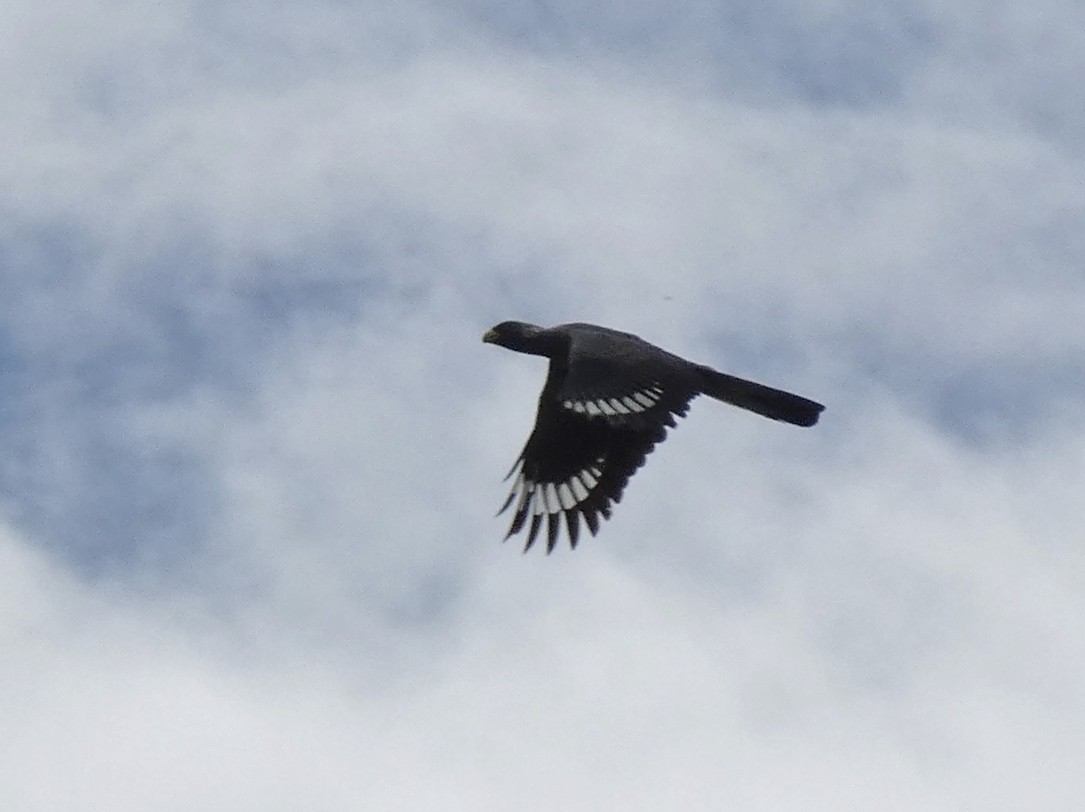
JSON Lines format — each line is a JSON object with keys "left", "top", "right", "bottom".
{"left": 499, "top": 351, "right": 699, "bottom": 552}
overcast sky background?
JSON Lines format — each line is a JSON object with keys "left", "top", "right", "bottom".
{"left": 2, "top": 0, "right": 1084, "bottom": 809}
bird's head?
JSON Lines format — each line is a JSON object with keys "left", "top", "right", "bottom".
{"left": 482, "top": 321, "right": 546, "bottom": 352}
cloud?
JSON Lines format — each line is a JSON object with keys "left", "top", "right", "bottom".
{"left": 2, "top": 0, "right": 1084, "bottom": 808}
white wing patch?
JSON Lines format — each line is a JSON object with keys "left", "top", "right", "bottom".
{"left": 562, "top": 385, "right": 664, "bottom": 418}
{"left": 500, "top": 455, "right": 616, "bottom": 551}
{"left": 569, "top": 477, "right": 590, "bottom": 502}
{"left": 557, "top": 482, "right": 577, "bottom": 510}
{"left": 511, "top": 459, "right": 606, "bottom": 519}
{"left": 579, "top": 466, "right": 601, "bottom": 489}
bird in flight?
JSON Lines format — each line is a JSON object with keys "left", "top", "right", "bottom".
{"left": 483, "top": 321, "right": 824, "bottom": 553}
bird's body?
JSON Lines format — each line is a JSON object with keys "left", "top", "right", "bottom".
{"left": 484, "top": 321, "right": 824, "bottom": 552}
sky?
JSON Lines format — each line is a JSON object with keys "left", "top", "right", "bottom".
{"left": 2, "top": 0, "right": 1084, "bottom": 809}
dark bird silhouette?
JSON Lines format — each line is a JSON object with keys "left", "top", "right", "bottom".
{"left": 483, "top": 321, "right": 824, "bottom": 552}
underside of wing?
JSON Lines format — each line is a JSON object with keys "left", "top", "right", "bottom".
{"left": 498, "top": 399, "right": 679, "bottom": 552}
{"left": 496, "top": 329, "right": 700, "bottom": 551}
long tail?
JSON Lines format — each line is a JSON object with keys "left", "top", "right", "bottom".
{"left": 696, "top": 365, "right": 824, "bottom": 427}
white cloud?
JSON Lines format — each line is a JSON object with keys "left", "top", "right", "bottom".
{"left": 2, "top": 0, "right": 1084, "bottom": 808}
